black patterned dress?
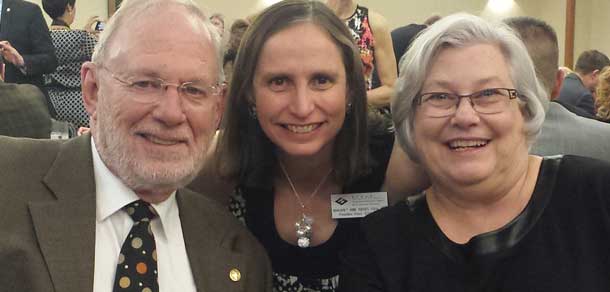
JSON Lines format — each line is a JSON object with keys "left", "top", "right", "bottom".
{"left": 229, "top": 132, "right": 394, "bottom": 291}
{"left": 45, "top": 28, "right": 97, "bottom": 128}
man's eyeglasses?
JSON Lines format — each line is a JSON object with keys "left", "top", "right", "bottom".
{"left": 416, "top": 87, "right": 524, "bottom": 118}
{"left": 98, "top": 66, "right": 225, "bottom": 104}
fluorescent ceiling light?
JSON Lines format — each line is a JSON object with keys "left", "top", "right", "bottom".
{"left": 488, "top": 0, "right": 515, "bottom": 13}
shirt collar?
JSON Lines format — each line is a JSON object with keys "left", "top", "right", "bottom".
{"left": 92, "top": 138, "right": 177, "bottom": 237}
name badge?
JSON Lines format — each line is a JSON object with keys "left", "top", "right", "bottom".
{"left": 331, "top": 192, "right": 388, "bottom": 219}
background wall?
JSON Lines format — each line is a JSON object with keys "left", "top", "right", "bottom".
{"left": 26, "top": 0, "right": 607, "bottom": 68}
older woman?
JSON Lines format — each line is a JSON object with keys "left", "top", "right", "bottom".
{"left": 199, "top": 0, "right": 424, "bottom": 290}
{"left": 340, "top": 13, "right": 610, "bottom": 291}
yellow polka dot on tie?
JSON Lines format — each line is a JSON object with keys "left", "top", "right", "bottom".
{"left": 127, "top": 207, "right": 135, "bottom": 215}
{"left": 131, "top": 237, "right": 143, "bottom": 249}
{"left": 118, "top": 253, "right": 125, "bottom": 264}
{"left": 119, "top": 276, "right": 131, "bottom": 288}
{"left": 142, "top": 288, "right": 152, "bottom": 292}
{"left": 152, "top": 250, "right": 157, "bottom": 261}
{"left": 136, "top": 262, "right": 148, "bottom": 274}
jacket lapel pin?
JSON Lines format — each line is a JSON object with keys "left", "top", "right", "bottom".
{"left": 229, "top": 268, "right": 241, "bottom": 282}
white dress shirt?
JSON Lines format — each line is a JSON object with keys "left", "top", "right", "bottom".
{"left": 91, "top": 139, "right": 197, "bottom": 292}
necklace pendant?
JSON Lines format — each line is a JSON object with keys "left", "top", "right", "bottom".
{"left": 295, "top": 214, "right": 314, "bottom": 248}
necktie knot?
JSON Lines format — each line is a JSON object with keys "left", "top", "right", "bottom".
{"left": 124, "top": 200, "right": 158, "bottom": 223}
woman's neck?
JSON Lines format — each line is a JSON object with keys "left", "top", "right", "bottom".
{"left": 427, "top": 155, "right": 542, "bottom": 244}
{"left": 51, "top": 17, "right": 70, "bottom": 29}
{"left": 326, "top": 0, "right": 357, "bottom": 19}
{"left": 276, "top": 150, "right": 334, "bottom": 185}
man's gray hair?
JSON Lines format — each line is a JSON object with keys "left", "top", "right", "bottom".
{"left": 392, "top": 13, "right": 546, "bottom": 162}
{"left": 91, "top": 0, "right": 224, "bottom": 83}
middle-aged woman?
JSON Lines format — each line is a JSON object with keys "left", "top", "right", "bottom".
{"left": 42, "top": 0, "right": 98, "bottom": 128}
{"left": 200, "top": 0, "right": 423, "bottom": 290}
{"left": 595, "top": 66, "right": 610, "bottom": 123}
{"left": 340, "top": 13, "right": 610, "bottom": 291}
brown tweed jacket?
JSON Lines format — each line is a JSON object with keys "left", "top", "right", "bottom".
{"left": 0, "top": 134, "right": 272, "bottom": 291}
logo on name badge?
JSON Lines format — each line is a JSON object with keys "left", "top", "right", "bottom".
{"left": 331, "top": 192, "right": 388, "bottom": 219}
{"left": 335, "top": 197, "right": 348, "bottom": 205}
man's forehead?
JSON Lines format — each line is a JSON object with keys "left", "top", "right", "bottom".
{"left": 105, "top": 15, "right": 215, "bottom": 63}
{"left": 109, "top": 4, "right": 211, "bottom": 45}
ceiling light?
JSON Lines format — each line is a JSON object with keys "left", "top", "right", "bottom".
{"left": 487, "top": 0, "right": 515, "bottom": 13}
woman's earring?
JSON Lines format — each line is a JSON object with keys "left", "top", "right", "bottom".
{"left": 249, "top": 105, "right": 257, "bottom": 120}
{"left": 346, "top": 102, "right": 353, "bottom": 115}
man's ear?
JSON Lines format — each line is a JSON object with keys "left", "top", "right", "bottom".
{"left": 550, "top": 69, "right": 565, "bottom": 100}
{"left": 81, "top": 62, "right": 100, "bottom": 122}
{"left": 591, "top": 69, "right": 601, "bottom": 78}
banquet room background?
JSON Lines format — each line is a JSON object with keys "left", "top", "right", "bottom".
{"left": 26, "top": 0, "right": 610, "bottom": 70}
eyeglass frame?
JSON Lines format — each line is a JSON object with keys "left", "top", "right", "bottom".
{"left": 96, "top": 65, "right": 226, "bottom": 104}
{"left": 415, "top": 87, "right": 525, "bottom": 118}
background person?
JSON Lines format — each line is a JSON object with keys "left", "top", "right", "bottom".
{"left": 222, "top": 18, "right": 249, "bottom": 84}
{"left": 210, "top": 12, "right": 225, "bottom": 38}
{"left": 0, "top": 55, "right": 53, "bottom": 138}
{"left": 42, "top": 0, "right": 99, "bottom": 128}
{"left": 557, "top": 49, "right": 610, "bottom": 118}
{"left": 340, "top": 13, "right": 610, "bottom": 291}
{"left": 325, "top": 0, "right": 397, "bottom": 111}
{"left": 0, "top": 0, "right": 272, "bottom": 291}
{"left": 505, "top": 16, "right": 610, "bottom": 162}
{"left": 595, "top": 66, "right": 610, "bottom": 123}
{"left": 0, "top": 0, "right": 58, "bottom": 116}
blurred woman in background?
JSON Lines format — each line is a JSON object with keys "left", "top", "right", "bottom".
{"left": 595, "top": 66, "right": 610, "bottom": 123}
{"left": 42, "top": 0, "right": 98, "bottom": 128}
{"left": 326, "top": 0, "right": 396, "bottom": 114}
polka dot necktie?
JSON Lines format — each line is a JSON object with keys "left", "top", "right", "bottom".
{"left": 113, "top": 200, "right": 159, "bottom": 292}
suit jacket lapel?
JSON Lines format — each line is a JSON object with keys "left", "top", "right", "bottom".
{"left": 29, "top": 135, "right": 97, "bottom": 292}
{"left": 178, "top": 190, "right": 246, "bottom": 291}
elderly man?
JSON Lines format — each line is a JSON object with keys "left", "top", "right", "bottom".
{"left": 505, "top": 16, "right": 610, "bottom": 163}
{"left": 0, "top": 0, "right": 272, "bottom": 291}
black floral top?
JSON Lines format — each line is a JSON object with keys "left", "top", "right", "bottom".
{"left": 345, "top": 5, "right": 375, "bottom": 90}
